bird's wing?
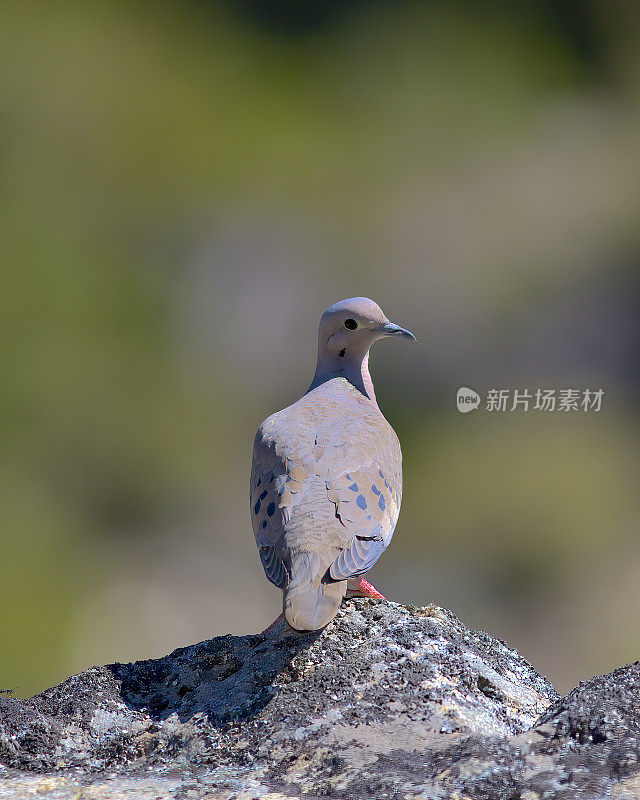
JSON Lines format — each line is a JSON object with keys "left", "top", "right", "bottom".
{"left": 326, "top": 442, "right": 402, "bottom": 581}
{"left": 250, "top": 414, "right": 318, "bottom": 590}
{"left": 250, "top": 430, "right": 290, "bottom": 589}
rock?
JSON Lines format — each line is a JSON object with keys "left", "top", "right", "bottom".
{"left": 538, "top": 661, "right": 640, "bottom": 743}
{"left": 0, "top": 599, "right": 639, "bottom": 799}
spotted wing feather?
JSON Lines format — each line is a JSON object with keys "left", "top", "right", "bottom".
{"left": 250, "top": 425, "right": 313, "bottom": 589}
{"left": 327, "top": 456, "right": 401, "bottom": 580}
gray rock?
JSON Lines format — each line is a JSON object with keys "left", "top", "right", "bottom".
{"left": 0, "top": 599, "right": 639, "bottom": 799}
{"left": 538, "top": 660, "right": 640, "bottom": 743}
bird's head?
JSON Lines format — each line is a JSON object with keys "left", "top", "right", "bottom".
{"left": 310, "top": 297, "right": 415, "bottom": 402}
{"left": 318, "top": 297, "right": 416, "bottom": 363}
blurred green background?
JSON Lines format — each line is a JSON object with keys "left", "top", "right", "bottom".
{"left": 2, "top": 0, "right": 640, "bottom": 697}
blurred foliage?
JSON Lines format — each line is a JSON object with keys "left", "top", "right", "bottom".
{"left": 1, "top": 0, "right": 640, "bottom": 695}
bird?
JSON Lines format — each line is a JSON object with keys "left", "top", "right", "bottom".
{"left": 250, "top": 297, "right": 415, "bottom": 631}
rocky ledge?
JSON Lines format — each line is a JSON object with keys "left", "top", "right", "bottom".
{"left": 1, "top": 599, "right": 640, "bottom": 799}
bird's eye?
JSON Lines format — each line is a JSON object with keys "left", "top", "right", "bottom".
{"left": 344, "top": 318, "right": 358, "bottom": 330}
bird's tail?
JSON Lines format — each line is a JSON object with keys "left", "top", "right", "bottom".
{"left": 284, "top": 551, "right": 346, "bottom": 631}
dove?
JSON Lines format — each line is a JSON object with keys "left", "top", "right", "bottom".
{"left": 250, "top": 297, "right": 415, "bottom": 631}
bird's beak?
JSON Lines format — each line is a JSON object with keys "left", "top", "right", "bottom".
{"left": 380, "top": 321, "right": 417, "bottom": 341}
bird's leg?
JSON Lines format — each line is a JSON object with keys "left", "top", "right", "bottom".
{"left": 346, "top": 577, "right": 386, "bottom": 600}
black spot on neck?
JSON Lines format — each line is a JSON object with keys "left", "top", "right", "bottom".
{"left": 338, "top": 348, "right": 346, "bottom": 358}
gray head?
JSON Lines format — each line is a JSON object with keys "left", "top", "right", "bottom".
{"left": 309, "top": 297, "right": 415, "bottom": 403}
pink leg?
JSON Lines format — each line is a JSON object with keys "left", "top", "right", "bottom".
{"left": 346, "top": 577, "right": 386, "bottom": 600}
